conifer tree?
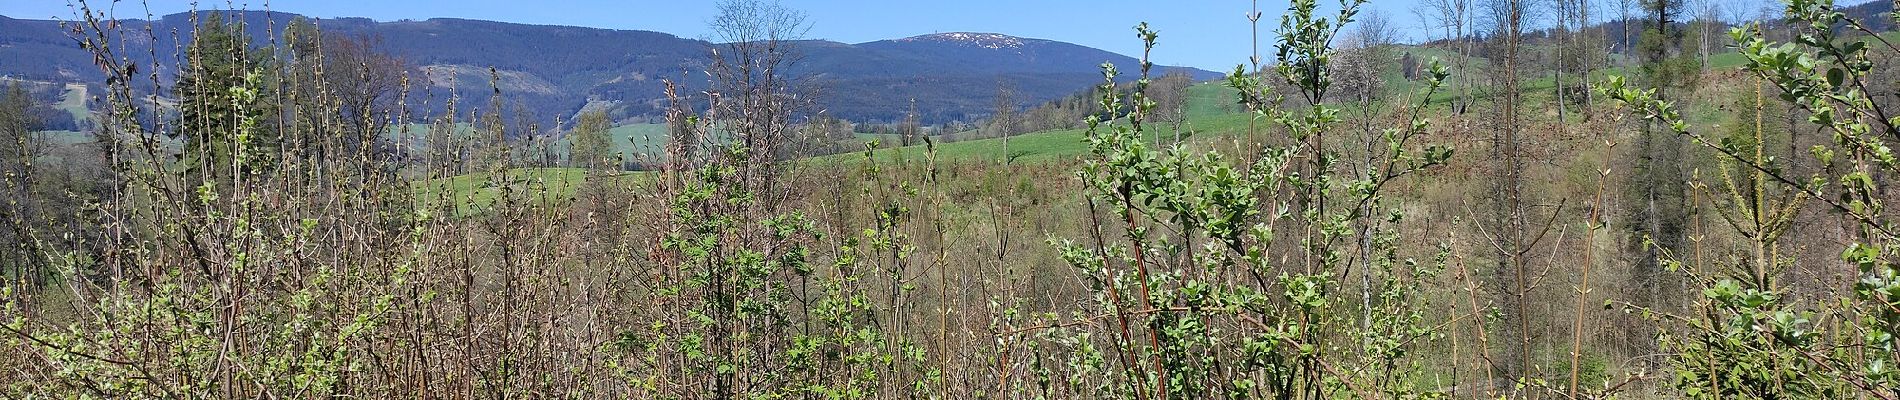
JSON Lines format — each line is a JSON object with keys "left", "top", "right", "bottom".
{"left": 174, "top": 13, "right": 279, "bottom": 177}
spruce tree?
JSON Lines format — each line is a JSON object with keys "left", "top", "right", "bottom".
{"left": 1624, "top": 0, "right": 1699, "bottom": 356}
{"left": 173, "top": 13, "right": 278, "bottom": 178}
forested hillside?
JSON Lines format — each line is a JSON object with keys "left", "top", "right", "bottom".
{"left": 0, "top": 10, "right": 1216, "bottom": 126}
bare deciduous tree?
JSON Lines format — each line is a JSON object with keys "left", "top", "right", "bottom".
{"left": 568, "top": 109, "right": 613, "bottom": 170}
{"left": 1691, "top": 0, "right": 1722, "bottom": 68}
{"left": 990, "top": 80, "right": 1017, "bottom": 161}
{"left": 285, "top": 18, "right": 408, "bottom": 160}
{"left": 1146, "top": 71, "right": 1192, "bottom": 145}
{"left": 1336, "top": 9, "right": 1396, "bottom": 107}
{"left": 1423, "top": 0, "right": 1477, "bottom": 113}
{"left": 705, "top": 0, "right": 810, "bottom": 213}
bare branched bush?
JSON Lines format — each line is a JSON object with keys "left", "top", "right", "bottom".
{"left": 13, "top": 0, "right": 1900, "bottom": 399}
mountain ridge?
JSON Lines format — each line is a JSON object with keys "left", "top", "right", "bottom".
{"left": 0, "top": 11, "right": 1221, "bottom": 126}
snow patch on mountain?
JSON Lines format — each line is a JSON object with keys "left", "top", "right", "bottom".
{"left": 898, "top": 32, "right": 1028, "bottom": 49}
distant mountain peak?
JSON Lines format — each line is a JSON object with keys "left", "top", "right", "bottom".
{"left": 898, "top": 32, "right": 1030, "bottom": 49}
{"left": 0, "top": 12, "right": 1220, "bottom": 125}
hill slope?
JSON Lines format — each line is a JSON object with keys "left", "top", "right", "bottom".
{"left": 0, "top": 11, "right": 1219, "bottom": 126}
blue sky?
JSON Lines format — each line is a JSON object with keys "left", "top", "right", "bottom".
{"left": 5, "top": 0, "right": 1449, "bottom": 71}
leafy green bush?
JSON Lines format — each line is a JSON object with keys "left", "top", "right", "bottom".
{"left": 992, "top": 1, "right": 1459, "bottom": 398}
{"left": 1605, "top": 0, "right": 1900, "bottom": 397}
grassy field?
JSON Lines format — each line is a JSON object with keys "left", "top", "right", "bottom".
{"left": 411, "top": 167, "right": 648, "bottom": 215}
{"left": 391, "top": 122, "right": 672, "bottom": 160}
{"left": 37, "top": 130, "right": 91, "bottom": 146}
{"left": 852, "top": 128, "right": 1094, "bottom": 163}
{"left": 22, "top": 84, "right": 97, "bottom": 148}
{"left": 388, "top": 122, "right": 474, "bottom": 144}
{"left": 549, "top": 123, "right": 670, "bottom": 160}
{"left": 847, "top": 82, "right": 1257, "bottom": 163}
{"left": 57, "top": 83, "right": 88, "bottom": 124}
